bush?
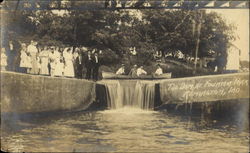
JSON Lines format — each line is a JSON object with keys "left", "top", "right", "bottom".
{"left": 100, "top": 49, "right": 120, "bottom": 66}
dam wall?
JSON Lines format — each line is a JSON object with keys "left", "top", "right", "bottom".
{"left": 1, "top": 71, "right": 96, "bottom": 113}
{"left": 1, "top": 71, "right": 249, "bottom": 113}
{"left": 159, "top": 72, "right": 249, "bottom": 104}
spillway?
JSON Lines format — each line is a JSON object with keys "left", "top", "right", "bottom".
{"left": 103, "top": 80, "right": 156, "bottom": 110}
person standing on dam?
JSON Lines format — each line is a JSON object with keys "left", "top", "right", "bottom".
{"left": 49, "top": 47, "right": 59, "bottom": 77}
{"left": 39, "top": 46, "right": 50, "bottom": 75}
{"left": 74, "top": 48, "right": 83, "bottom": 79}
{"left": 63, "top": 47, "right": 75, "bottom": 78}
{"left": 27, "top": 40, "right": 39, "bottom": 74}
{"left": 1, "top": 48, "right": 7, "bottom": 71}
{"left": 19, "top": 43, "right": 31, "bottom": 73}
{"left": 54, "top": 56, "right": 65, "bottom": 77}
{"left": 92, "top": 52, "right": 101, "bottom": 81}
{"left": 84, "top": 51, "right": 93, "bottom": 80}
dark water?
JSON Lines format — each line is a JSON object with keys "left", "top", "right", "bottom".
{"left": 1, "top": 107, "right": 249, "bottom": 152}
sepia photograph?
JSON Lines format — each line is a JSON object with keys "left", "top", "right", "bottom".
{"left": 1, "top": 0, "right": 249, "bottom": 152}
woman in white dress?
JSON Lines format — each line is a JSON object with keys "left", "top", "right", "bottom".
{"left": 19, "top": 43, "right": 28, "bottom": 72}
{"left": 1, "top": 48, "right": 7, "bottom": 71}
{"left": 54, "top": 55, "right": 64, "bottom": 77}
{"left": 27, "top": 40, "right": 39, "bottom": 74}
{"left": 26, "top": 54, "right": 32, "bottom": 73}
{"left": 19, "top": 43, "right": 32, "bottom": 73}
{"left": 39, "top": 47, "right": 49, "bottom": 75}
{"left": 63, "top": 47, "right": 75, "bottom": 78}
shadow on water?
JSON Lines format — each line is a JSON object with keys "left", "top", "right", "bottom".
{"left": 155, "top": 99, "right": 249, "bottom": 133}
{"left": 1, "top": 100, "right": 104, "bottom": 133}
{"left": 1, "top": 99, "right": 249, "bottom": 152}
{"left": 2, "top": 98, "right": 249, "bottom": 133}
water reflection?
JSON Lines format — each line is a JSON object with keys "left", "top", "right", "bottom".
{"left": 2, "top": 108, "right": 249, "bottom": 152}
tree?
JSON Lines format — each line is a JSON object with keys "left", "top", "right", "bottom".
{"left": 141, "top": 9, "right": 235, "bottom": 59}
{"left": 2, "top": 1, "right": 236, "bottom": 69}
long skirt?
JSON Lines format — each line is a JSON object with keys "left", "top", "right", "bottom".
{"left": 64, "top": 60, "right": 74, "bottom": 77}
{"left": 54, "top": 63, "right": 64, "bottom": 76}
{"left": 40, "top": 58, "right": 49, "bottom": 75}
{"left": 50, "top": 61, "right": 56, "bottom": 77}
{"left": 1, "top": 56, "right": 7, "bottom": 67}
{"left": 1, "top": 55, "right": 7, "bottom": 71}
{"left": 29, "top": 53, "right": 39, "bottom": 74}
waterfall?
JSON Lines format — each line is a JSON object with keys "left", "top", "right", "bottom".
{"left": 103, "top": 80, "right": 156, "bottom": 110}
{"left": 141, "top": 81, "right": 156, "bottom": 110}
{"left": 104, "top": 80, "right": 123, "bottom": 109}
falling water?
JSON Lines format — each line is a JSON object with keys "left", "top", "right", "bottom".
{"left": 104, "top": 80, "right": 123, "bottom": 109}
{"left": 134, "top": 81, "right": 156, "bottom": 110}
{"left": 103, "top": 80, "right": 156, "bottom": 110}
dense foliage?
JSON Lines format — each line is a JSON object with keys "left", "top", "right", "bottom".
{"left": 2, "top": 0, "right": 236, "bottom": 66}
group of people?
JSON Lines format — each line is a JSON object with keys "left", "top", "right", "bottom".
{"left": 17, "top": 40, "right": 102, "bottom": 80}
{"left": 19, "top": 41, "right": 75, "bottom": 78}
{"left": 115, "top": 64, "right": 163, "bottom": 77}
{"left": 74, "top": 49, "right": 101, "bottom": 81}
{"left": 2, "top": 40, "right": 165, "bottom": 80}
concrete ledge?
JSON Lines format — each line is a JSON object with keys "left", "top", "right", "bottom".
{"left": 1, "top": 71, "right": 96, "bottom": 113}
{"left": 1, "top": 71, "right": 249, "bottom": 113}
{"left": 159, "top": 72, "right": 249, "bottom": 104}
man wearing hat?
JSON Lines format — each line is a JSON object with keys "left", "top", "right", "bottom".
{"left": 74, "top": 48, "right": 83, "bottom": 79}
{"left": 83, "top": 50, "right": 93, "bottom": 80}
{"left": 116, "top": 64, "right": 125, "bottom": 75}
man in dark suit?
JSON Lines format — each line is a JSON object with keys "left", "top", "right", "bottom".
{"left": 84, "top": 51, "right": 93, "bottom": 80}
{"left": 74, "top": 48, "right": 83, "bottom": 79}
{"left": 92, "top": 52, "right": 101, "bottom": 81}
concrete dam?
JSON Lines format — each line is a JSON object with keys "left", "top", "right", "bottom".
{"left": 1, "top": 71, "right": 249, "bottom": 113}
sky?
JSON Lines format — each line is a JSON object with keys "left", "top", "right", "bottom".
{"left": 207, "top": 9, "right": 249, "bottom": 61}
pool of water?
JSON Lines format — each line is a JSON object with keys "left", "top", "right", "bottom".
{"left": 1, "top": 107, "right": 249, "bottom": 152}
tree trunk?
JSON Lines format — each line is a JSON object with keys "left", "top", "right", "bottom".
{"left": 193, "top": 11, "right": 202, "bottom": 74}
